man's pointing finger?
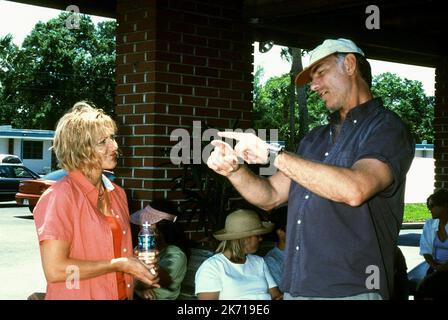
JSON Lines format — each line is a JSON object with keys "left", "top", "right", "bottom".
{"left": 217, "top": 131, "right": 247, "bottom": 141}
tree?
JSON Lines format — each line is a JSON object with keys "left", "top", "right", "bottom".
{"left": 253, "top": 73, "right": 327, "bottom": 144}
{"left": 253, "top": 73, "right": 292, "bottom": 144}
{"left": 254, "top": 71, "right": 434, "bottom": 144}
{"left": 0, "top": 35, "right": 19, "bottom": 124}
{"left": 280, "top": 47, "right": 308, "bottom": 149}
{"left": 371, "top": 72, "right": 434, "bottom": 143}
{"left": 0, "top": 13, "right": 116, "bottom": 130}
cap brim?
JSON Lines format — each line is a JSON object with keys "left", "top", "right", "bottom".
{"left": 294, "top": 67, "right": 312, "bottom": 86}
{"left": 294, "top": 53, "right": 334, "bottom": 86}
{"left": 213, "top": 222, "right": 274, "bottom": 241}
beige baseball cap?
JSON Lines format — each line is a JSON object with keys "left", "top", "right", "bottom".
{"left": 295, "top": 38, "right": 364, "bottom": 86}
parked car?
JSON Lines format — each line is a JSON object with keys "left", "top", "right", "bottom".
{"left": 0, "top": 164, "right": 40, "bottom": 202}
{"left": 0, "top": 154, "right": 22, "bottom": 164}
{"left": 15, "top": 169, "right": 116, "bottom": 213}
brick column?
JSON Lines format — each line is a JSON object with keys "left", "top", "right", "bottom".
{"left": 114, "top": 0, "right": 253, "bottom": 238}
{"left": 434, "top": 57, "right": 448, "bottom": 189}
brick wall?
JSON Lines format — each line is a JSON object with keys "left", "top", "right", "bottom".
{"left": 434, "top": 57, "right": 448, "bottom": 189}
{"left": 114, "top": 0, "right": 253, "bottom": 240}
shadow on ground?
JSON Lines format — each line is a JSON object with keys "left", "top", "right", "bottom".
{"left": 0, "top": 202, "right": 21, "bottom": 208}
{"left": 14, "top": 215, "right": 34, "bottom": 220}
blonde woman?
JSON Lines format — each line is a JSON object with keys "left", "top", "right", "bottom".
{"left": 33, "top": 102, "right": 159, "bottom": 300}
{"left": 195, "top": 209, "right": 282, "bottom": 300}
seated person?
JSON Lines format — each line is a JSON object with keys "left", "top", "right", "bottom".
{"left": 131, "top": 200, "right": 190, "bottom": 300}
{"left": 416, "top": 189, "right": 448, "bottom": 300}
{"left": 195, "top": 209, "right": 282, "bottom": 300}
{"left": 263, "top": 205, "right": 287, "bottom": 289}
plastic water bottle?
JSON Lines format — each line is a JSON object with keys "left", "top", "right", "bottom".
{"left": 138, "top": 221, "right": 156, "bottom": 266}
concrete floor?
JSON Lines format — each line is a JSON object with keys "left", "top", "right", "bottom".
{"left": 398, "top": 229, "right": 425, "bottom": 271}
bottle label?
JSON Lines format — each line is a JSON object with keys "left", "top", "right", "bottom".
{"left": 138, "top": 234, "right": 155, "bottom": 251}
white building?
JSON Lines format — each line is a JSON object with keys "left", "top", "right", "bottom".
{"left": 405, "top": 143, "right": 434, "bottom": 203}
{"left": 0, "top": 125, "right": 54, "bottom": 174}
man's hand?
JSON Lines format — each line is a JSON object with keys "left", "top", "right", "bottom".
{"left": 207, "top": 139, "right": 240, "bottom": 176}
{"left": 218, "top": 132, "right": 270, "bottom": 164}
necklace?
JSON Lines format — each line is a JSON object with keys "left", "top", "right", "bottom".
{"left": 98, "top": 185, "right": 105, "bottom": 201}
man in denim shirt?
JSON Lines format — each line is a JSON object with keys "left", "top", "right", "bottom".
{"left": 207, "top": 38, "right": 414, "bottom": 299}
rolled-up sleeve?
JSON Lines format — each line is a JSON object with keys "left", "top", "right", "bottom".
{"left": 354, "top": 112, "right": 415, "bottom": 197}
{"left": 34, "top": 185, "right": 74, "bottom": 244}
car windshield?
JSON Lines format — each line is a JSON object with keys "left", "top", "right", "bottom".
{"left": 1, "top": 155, "right": 22, "bottom": 164}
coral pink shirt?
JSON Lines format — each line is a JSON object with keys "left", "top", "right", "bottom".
{"left": 34, "top": 170, "right": 134, "bottom": 300}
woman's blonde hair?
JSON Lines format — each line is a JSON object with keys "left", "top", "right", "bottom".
{"left": 215, "top": 239, "right": 246, "bottom": 263}
{"left": 53, "top": 101, "right": 117, "bottom": 178}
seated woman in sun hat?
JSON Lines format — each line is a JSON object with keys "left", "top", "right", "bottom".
{"left": 195, "top": 209, "right": 282, "bottom": 300}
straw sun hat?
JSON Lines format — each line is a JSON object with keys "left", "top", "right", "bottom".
{"left": 213, "top": 209, "right": 274, "bottom": 241}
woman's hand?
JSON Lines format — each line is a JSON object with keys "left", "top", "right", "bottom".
{"left": 134, "top": 248, "right": 159, "bottom": 275}
{"left": 269, "top": 287, "right": 283, "bottom": 300}
{"left": 436, "top": 262, "right": 448, "bottom": 272}
{"left": 113, "top": 257, "right": 160, "bottom": 288}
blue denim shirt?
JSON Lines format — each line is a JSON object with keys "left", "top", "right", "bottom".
{"left": 264, "top": 246, "right": 284, "bottom": 287}
{"left": 282, "top": 98, "right": 415, "bottom": 299}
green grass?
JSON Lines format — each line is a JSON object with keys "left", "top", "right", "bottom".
{"left": 404, "top": 203, "right": 431, "bottom": 223}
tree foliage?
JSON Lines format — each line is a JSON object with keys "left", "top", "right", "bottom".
{"left": 253, "top": 71, "right": 434, "bottom": 144}
{"left": 0, "top": 13, "right": 116, "bottom": 130}
{"left": 253, "top": 72, "right": 327, "bottom": 144}
{"left": 371, "top": 72, "right": 434, "bottom": 143}
{"left": 0, "top": 35, "right": 19, "bottom": 124}
{"left": 253, "top": 68, "right": 292, "bottom": 143}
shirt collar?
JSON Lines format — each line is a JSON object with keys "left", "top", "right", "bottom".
{"left": 102, "top": 173, "right": 115, "bottom": 191}
{"left": 328, "top": 97, "right": 382, "bottom": 125}
{"left": 68, "top": 170, "right": 115, "bottom": 207}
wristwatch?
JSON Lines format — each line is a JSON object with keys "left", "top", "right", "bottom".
{"left": 267, "top": 142, "right": 284, "bottom": 158}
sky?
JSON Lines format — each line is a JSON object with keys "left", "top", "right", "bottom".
{"left": 0, "top": 0, "right": 435, "bottom": 96}
{"left": 0, "top": 0, "right": 113, "bottom": 45}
